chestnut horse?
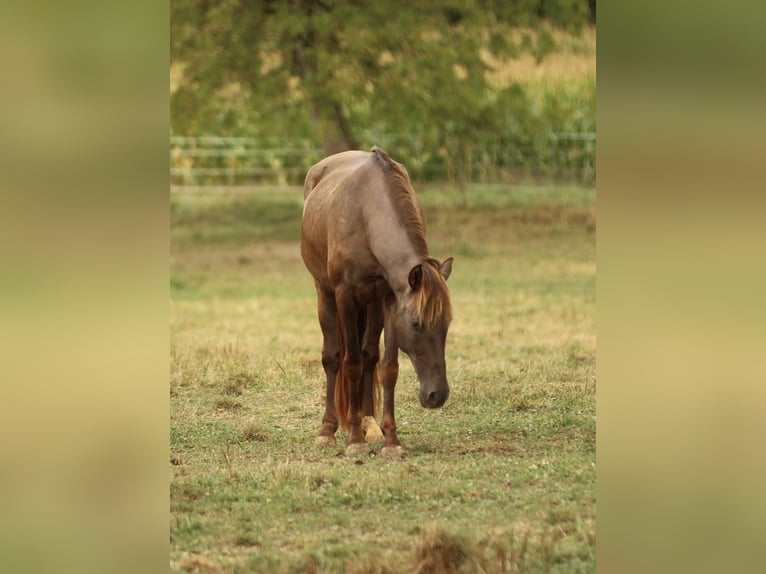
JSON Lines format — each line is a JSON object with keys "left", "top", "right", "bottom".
{"left": 301, "top": 147, "right": 453, "bottom": 456}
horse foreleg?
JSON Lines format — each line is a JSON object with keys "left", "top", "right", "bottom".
{"left": 380, "top": 361, "right": 404, "bottom": 457}
{"left": 380, "top": 306, "right": 404, "bottom": 457}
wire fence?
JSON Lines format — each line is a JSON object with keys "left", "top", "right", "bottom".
{"left": 170, "top": 132, "right": 595, "bottom": 188}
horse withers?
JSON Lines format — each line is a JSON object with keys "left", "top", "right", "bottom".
{"left": 300, "top": 146, "right": 453, "bottom": 457}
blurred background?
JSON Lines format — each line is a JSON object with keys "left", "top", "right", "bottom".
{"left": 3, "top": 0, "right": 764, "bottom": 572}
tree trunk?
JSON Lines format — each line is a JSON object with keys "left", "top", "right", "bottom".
{"left": 293, "top": 35, "right": 357, "bottom": 157}
{"left": 307, "top": 97, "right": 358, "bottom": 156}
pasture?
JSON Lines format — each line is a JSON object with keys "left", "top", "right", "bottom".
{"left": 170, "top": 184, "right": 596, "bottom": 572}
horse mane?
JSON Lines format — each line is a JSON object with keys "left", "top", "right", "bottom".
{"left": 411, "top": 258, "right": 452, "bottom": 328}
{"left": 370, "top": 147, "right": 452, "bottom": 329}
{"left": 370, "top": 147, "right": 429, "bottom": 258}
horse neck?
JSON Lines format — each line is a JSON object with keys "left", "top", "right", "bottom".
{"left": 364, "top": 188, "right": 424, "bottom": 296}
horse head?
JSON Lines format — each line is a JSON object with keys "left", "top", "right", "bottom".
{"left": 393, "top": 257, "right": 454, "bottom": 408}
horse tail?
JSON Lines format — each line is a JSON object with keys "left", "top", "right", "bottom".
{"left": 372, "top": 354, "right": 381, "bottom": 419}
{"left": 334, "top": 313, "right": 349, "bottom": 430}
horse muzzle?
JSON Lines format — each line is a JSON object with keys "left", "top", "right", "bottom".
{"left": 419, "top": 385, "right": 449, "bottom": 409}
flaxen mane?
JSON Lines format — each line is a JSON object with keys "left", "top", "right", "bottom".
{"left": 371, "top": 147, "right": 451, "bottom": 328}
{"left": 411, "top": 260, "right": 452, "bottom": 328}
{"left": 371, "top": 147, "right": 429, "bottom": 257}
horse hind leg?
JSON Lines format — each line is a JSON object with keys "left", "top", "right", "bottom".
{"left": 361, "top": 396, "right": 384, "bottom": 446}
{"left": 316, "top": 289, "right": 339, "bottom": 446}
{"left": 360, "top": 302, "right": 384, "bottom": 445}
{"left": 336, "top": 298, "right": 370, "bottom": 456}
{"left": 316, "top": 350, "right": 339, "bottom": 447}
{"left": 361, "top": 415, "right": 384, "bottom": 445}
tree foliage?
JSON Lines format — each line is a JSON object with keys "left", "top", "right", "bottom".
{"left": 171, "top": 0, "right": 593, "bottom": 182}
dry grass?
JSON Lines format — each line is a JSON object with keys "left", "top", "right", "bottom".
{"left": 413, "top": 526, "right": 470, "bottom": 574}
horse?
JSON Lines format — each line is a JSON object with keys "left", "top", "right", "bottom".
{"left": 300, "top": 146, "right": 453, "bottom": 457}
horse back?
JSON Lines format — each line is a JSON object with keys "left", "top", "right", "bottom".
{"left": 303, "top": 150, "right": 370, "bottom": 199}
{"left": 301, "top": 151, "right": 378, "bottom": 287}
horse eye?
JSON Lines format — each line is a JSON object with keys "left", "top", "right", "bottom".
{"left": 411, "top": 320, "right": 423, "bottom": 331}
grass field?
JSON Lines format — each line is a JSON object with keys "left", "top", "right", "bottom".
{"left": 170, "top": 184, "right": 596, "bottom": 573}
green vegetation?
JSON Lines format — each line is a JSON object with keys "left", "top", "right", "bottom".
{"left": 170, "top": 2, "right": 595, "bottom": 185}
{"left": 170, "top": 185, "right": 595, "bottom": 572}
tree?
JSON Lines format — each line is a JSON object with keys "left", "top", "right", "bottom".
{"left": 171, "top": 0, "right": 591, "bottom": 173}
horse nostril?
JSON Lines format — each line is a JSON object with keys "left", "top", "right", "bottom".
{"left": 427, "top": 390, "right": 446, "bottom": 408}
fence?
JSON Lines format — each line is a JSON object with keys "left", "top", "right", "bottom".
{"left": 170, "top": 133, "right": 595, "bottom": 188}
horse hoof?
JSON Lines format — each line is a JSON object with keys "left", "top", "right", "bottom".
{"left": 315, "top": 435, "right": 336, "bottom": 447}
{"left": 345, "top": 442, "right": 370, "bottom": 456}
{"left": 361, "top": 416, "right": 385, "bottom": 444}
{"left": 381, "top": 445, "right": 406, "bottom": 458}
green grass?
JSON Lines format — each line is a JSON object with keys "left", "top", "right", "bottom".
{"left": 170, "top": 184, "right": 595, "bottom": 572}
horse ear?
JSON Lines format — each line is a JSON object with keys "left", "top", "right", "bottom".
{"left": 440, "top": 257, "right": 453, "bottom": 281}
{"left": 408, "top": 264, "right": 423, "bottom": 290}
